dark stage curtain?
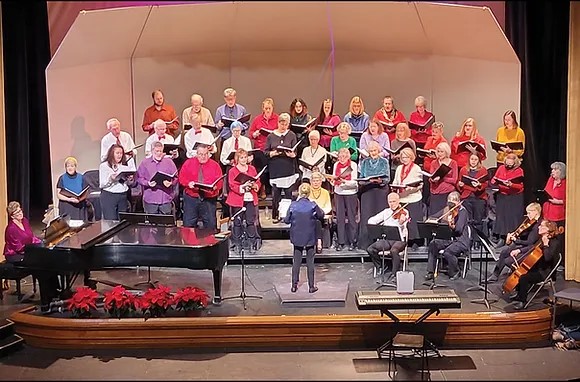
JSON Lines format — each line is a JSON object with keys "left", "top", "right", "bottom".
{"left": 505, "top": 1, "right": 569, "bottom": 202}
{"left": 1, "top": 1, "right": 52, "bottom": 216}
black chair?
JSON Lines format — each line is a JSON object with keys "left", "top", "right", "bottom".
{"left": 0, "top": 261, "right": 37, "bottom": 301}
{"left": 524, "top": 252, "right": 562, "bottom": 309}
{"left": 83, "top": 169, "right": 102, "bottom": 221}
{"left": 386, "top": 333, "right": 430, "bottom": 381}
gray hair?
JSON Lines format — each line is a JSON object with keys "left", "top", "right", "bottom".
{"left": 152, "top": 141, "right": 164, "bottom": 150}
{"left": 308, "top": 130, "right": 320, "bottom": 139}
{"left": 551, "top": 161, "right": 566, "bottom": 179}
{"left": 278, "top": 113, "right": 291, "bottom": 123}
{"left": 223, "top": 88, "right": 236, "bottom": 97}
{"left": 448, "top": 191, "right": 461, "bottom": 203}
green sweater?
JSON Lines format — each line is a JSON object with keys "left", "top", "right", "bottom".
{"left": 330, "top": 136, "right": 358, "bottom": 161}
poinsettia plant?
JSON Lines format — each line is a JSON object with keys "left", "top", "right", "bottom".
{"left": 67, "top": 286, "right": 100, "bottom": 318}
{"left": 137, "top": 284, "right": 173, "bottom": 319}
{"left": 173, "top": 286, "right": 210, "bottom": 312}
{"left": 103, "top": 285, "right": 138, "bottom": 319}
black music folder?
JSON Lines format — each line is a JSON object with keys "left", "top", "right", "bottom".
{"left": 535, "top": 189, "right": 553, "bottom": 204}
{"left": 192, "top": 136, "right": 219, "bottom": 151}
{"left": 327, "top": 165, "right": 353, "bottom": 181}
{"left": 355, "top": 174, "right": 389, "bottom": 182}
{"left": 201, "top": 124, "right": 218, "bottom": 133}
{"left": 421, "top": 163, "right": 451, "bottom": 179}
{"left": 298, "top": 156, "right": 325, "bottom": 171}
{"left": 59, "top": 186, "right": 90, "bottom": 202}
{"left": 408, "top": 115, "right": 435, "bottom": 131}
{"left": 150, "top": 170, "right": 178, "bottom": 184}
{"left": 457, "top": 140, "right": 486, "bottom": 157}
{"left": 233, "top": 167, "right": 267, "bottom": 184}
{"left": 461, "top": 173, "right": 489, "bottom": 185}
{"left": 376, "top": 120, "right": 396, "bottom": 130}
{"left": 191, "top": 174, "right": 226, "bottom": 190}
{"left": 226, "top": 148, "right": 261, "bottom": 162}
{"left": 258, "top": 128, "right": 274, "bottom": 137}
{"left": 493, "top": 175, "right": 524, "bottom": 185}
{"left": 277, "top": 138, "right": 304, "bottom": 154}
{"left": 328, "top": 147, "right": 356, "bottom": 159}
{"left": 386, "top": 141, "right": 413, "bottom": 156}
{"left": 389, "top": 180, "right": 423, "bottom": 191}
{"left": 316, "top": 122, "right": 340, "bottom": 134}
{"left": 490, "top": 140, "right": 524, "bottom": 152}
{"left": 162, "top": 143, "right": 181, "bottom": 155}
{"left": 221, "top": 114, "right": 251, "bottom": 128}
{"left": 416, "top": 147, "right": 436, "bottom": 157}
{"left": 290, "top": 118, "right": 317, "bottom": 134}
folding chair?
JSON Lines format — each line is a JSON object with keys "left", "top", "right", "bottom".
{"left": 524, "top": 252, "right": 562, "bottom": 309}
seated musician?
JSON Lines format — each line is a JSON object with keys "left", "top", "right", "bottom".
{"left": 226, "top": 148, "right": 261, "bottom": 251}
{"left": 136, "top": 141, "right": 178, "bottom": 215}
{"left": 366, "top": 192, "right": 409, "bottom": 282}
{"left": 307, "top": 171, "right": 332, "bottom": 253}
{"left": 3, "top": 201, "right": 42, "bottom": 263}
{"left": 178, "top": 144, "right": 224, "bottom": 230}
{"left": 450, "top": 117, "right": 487, "bottom": 169}
{"left": 56, "top": 156, "right": 90, "bottom": 221}
{"left": 510, "top": 220, "right": 561, "bottom": 310}
{"left": 330, "top": 122, "right": 358, "bottom": 161}
{"left": 487, "top": 202, "right": 542, "bottom": 283}
{"left": 425, "top": 191, "right": 471, "bottom": 281}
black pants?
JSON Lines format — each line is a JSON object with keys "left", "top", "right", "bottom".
{"left": 427, "top": 238, "right": 470, "bottom": 276}
{"left": 493, "top": 243, "right": 522, "bottom": 275}
{"left": 514, "top": 269, "right": 544, "bottom": 303}
{"left": 230, "top": 203, "right": 259, "bottom": 246}
{"left": 462, "top": 195, "right": 486, "bottom": 232}
{"left": 292, "top": 245, "right": 315, "bottom": 288}
{"left": 367, "top": 239, "right": 407, "bottom": 273}
{"left": 335, "top": 193, "right": 358, "bottom": 246}
{"left": 271, "top": 185, "right": 293, "bottom": 220}
{"left": 100, "top": 190, "right": 129, "bottom": 220}
{"left": 315, "top": 219, "right": 332, "bottom": 248}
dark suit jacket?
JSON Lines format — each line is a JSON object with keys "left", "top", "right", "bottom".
{"left": 284, "top": 197, "right": 324, "bottom": 247}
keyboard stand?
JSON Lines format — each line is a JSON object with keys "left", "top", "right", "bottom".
{"left": 376, "top": 307, "right": 442, "bottom": 359}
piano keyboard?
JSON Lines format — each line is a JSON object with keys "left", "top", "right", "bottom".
{"left": 355, "top": 289, "right": 461, "bottom": 310}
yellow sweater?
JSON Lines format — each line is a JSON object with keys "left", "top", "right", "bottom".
{"left": 308, "top": 187, "right": 332, "bottom": 215}
{"left": 495, "top": 126, "right": 525, "bottom": 163}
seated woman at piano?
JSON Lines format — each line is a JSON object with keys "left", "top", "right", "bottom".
{"left": 425, "top": 191, "right": 471, "bottom": 281}
{"left": 494, "top": 110, "right": 525, "bottom": 168}
{"left": 508, "top": 220, "right": 561, "bottom": 310}
{"left": 3, "top": 201, "right": 42, "bottom": 263}
{"left": 357, "top": 141, "right": 390, "bottom": 250}
{"left": 450, "top": 117, "right": 487, "bottom": 169}
{"left": 359, "top": 120, "right": 390, "bottom": 159}
{"left": 226, "top": 148, "right": 261, "bottom": 251}
{"left": 457, "top": 153, "right": 488, "bottom": 234}
{"left": 56, "top": 156, "right": 90, "bottom": 221}
{"left": 99, "top": 144, "right": 136, "bottom": 221}
{"left": 490, "top": 153, "right": 525, "bottom": 246}
{"left": 487, "top": 202, "right": 542, "bottom": 283}
{"left": 307, "top": 171, "right": 332, "bottom": 253}
{"left": 366, "top": 192, "right": 409, "bottom": 281}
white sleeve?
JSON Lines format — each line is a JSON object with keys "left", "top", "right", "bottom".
{"left": 368, "top": 209, "right": 386, "bottom": 225}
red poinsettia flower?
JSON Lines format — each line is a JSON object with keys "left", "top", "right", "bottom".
{"left": 173, "top": 286, "right": 209, "bottom": 312}
{"left": 67, "top": 286, "right": 100, "bottom": 318}
{"left": 103, "top": 285, "right": 138, "bottom": 319}
{"left": 138, "top": 284, "right": 173, "bottom": 318}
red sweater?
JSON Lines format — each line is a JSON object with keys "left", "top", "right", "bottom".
{"left": 422, "top": 135, "right": 447, "bottom": 171}
{"left": 408, "top": 110, "right": 434, "bottom": 146}
{"left": 248, "top": 113, "right": 278, "bottom": 150}
{"left": 226, "top": 165, "right": 261, "bottom": 207}
{"left": 178, "top": 157, "right": 224, "bottom": 199}
{"left": 457, "top": 166, "right": 488, "bottom": 200}
{"left": 543, "top": 177, "right": 566, "bottom": 222}
{"left": 373, "top": 109, "right": 406, "bottom": 141}
{"left": 491, "top": 165, "right": 524, "bottom": 195}
{"left": 429, "top": 159, "right": 458, "bottom": 195}
{"left": 450, "top": 135, "right": 487, "bottom": 169}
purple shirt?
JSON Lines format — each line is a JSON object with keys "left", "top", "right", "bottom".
{"left": 360, "top": 132, "right": 391, "bottom": 159}
{"left": 3, "top": 217, "right": 41, "bottom": 258}
{"left": 136, "top": 156, "right": 178, "bottom": 205}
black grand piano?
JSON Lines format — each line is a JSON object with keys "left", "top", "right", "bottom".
{"left": 18, "top": 215, "right": 230, "bottom": 308}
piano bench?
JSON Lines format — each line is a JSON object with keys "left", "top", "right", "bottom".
{"left": 0, "top": 261, "right": 36, "bottom": 302}
{"left": 385, "top": 333, "right": 430, "bottom": 381}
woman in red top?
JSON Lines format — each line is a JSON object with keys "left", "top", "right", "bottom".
{"left": 428, "top": 142, "right": 458, "bottom": 217}
{"left": 490, "top": 153, "right": 524, "bottom": 242}
{"left": 226, "top": 148, "right": 261, "bottom": 250}
{"left": 450, "top": 117, "right": 487, "bottom": 169}
{"left": 372, "top": 95, "right": 406, "bottom": 142}
{"left": 248, "top": 98, "right": 278, "bottom": 151}
{"left": 543, "top": 162, "right": 566, "bottom": 225}
{"left": 408, "top": 95, "right": 434, "bottom": 148}
{"left": 315, "top": 99, "right": 341, "bottom": 149}
{"left": 457, "top": 153, "right": 488, "bottom": 233}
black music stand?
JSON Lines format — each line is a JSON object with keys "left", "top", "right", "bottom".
{"left": 417, "top": 221, "right": 453, "bottom": 290}
{"left": 222, "top": 211, "right": 262, "bottom": 310}
{"left": 367, "top": 224, "right": 403, "bottom": 290}
{"left": 119, "top": 212, "right": 177, "bottom": 288}
{"left": 466, "top": 227, "right": 499, "bottom": 309}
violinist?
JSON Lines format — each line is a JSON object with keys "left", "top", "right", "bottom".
{"left": 366, "top": 192, "right": 409, "bottom": 281}
{"left": 510, "top": 220, "right": 561, "bottom": 310}
{"left": 425, "top": 191, "right": 471, "bottom": 281}
{"left": 487, "top": 202, "right": 542, "bottom": 283}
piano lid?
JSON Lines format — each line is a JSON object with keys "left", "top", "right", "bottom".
{"left": 99, "top": 225, "right": 224, "bottom": 248}
{"left": 53, "top": 220, "right": 125, "bottom": 250}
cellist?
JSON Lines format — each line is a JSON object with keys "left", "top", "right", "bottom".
{"left": 487, "top": 202, "right": 542, "bottom": 283}
{"left": 508, "top": 220, "right": 561, "bottom": 310}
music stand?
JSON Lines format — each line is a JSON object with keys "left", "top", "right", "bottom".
{"left": 417, "top": 221, "right": 453, "bottom": 290}
{"left": 119, "top": 212, "right": 177, "bottom": 288}
{"left": 466, "top": 227, "right": 499, "bottom": 309}
{"left": 222, "top": 210, "right": 262, "bottom": 310}
{"left": 367, "top": 224, "right": 403, "bottom": 290}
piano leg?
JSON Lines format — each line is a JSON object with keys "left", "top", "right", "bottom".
{"left": 212, "top": 269, "right": 223, "bottom": 305}
{"left": 34, "top": 271, "right": 62, "bottom": 311}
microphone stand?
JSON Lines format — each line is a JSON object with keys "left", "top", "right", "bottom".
{"left": 468, "top": 228, "right": 498, "bottom": 309}
{"left": 222, "top": 212, "right": 262, "bottom": 310}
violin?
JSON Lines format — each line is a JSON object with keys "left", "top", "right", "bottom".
{"left": 506, "top": 217, "right": 537, "bottom": 245}
{"left": 435, "top": 200, "right": 463, "bottom": 227}
{"left": 388, "top": 203, "right": 409, "bottom": 223}
{"left": 502, "top": 225, "right": 564, "bottom": 294}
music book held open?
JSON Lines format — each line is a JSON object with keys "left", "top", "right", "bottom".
{"left": 290, "top": 118, "right": 317, "bottom": 134}
{"left": 226, "top": 148, "right": 261, "bottom": 162}
{"left": 386, "top": 141, "right": 413, "bottom": 156}
{"left": 162, "top": 143, "right": 181, "bottom": 155}
{"left": 276, "top": 138, "right": 303, "bottom": 153}
{"left": 420, "top": 163, "right": 451, "bottom": 179}
{"left": 490, "top": 140, "right": 524, "bottom": 152}
{"left": 457, "top": 140, "right": 486, "bottom": 157}
{"left": 298, "top": 156, "right": 325, "bottom": 171}
{"left": 59, "top": 185, "right": 90, "bottom": 202}
{"left": 493, "top": 175, "right": 524, "bottom": 185}
{"left": 461, "top": 173, "right": 489, "bottom": 185}
{"left": 357, "top": 148, "right": 369, "bottom": 158}
{"left": 259, "top": 128, "right": 274, "bottom": 136}
{"left": 316, "top": 122, "right": 340, "bottom": 134}
{"left": 150, "top": 169, "right": 178, "bottom": 185}
{"left": 408, "top": 115, "right": 435, "bottom": 131}
{"left": 192, "top": 136, "right": 220, "bottom": 151}
{"left": 355, "top": 174, "right": 388, "bottom": 182}
{"left": 389, "top": 180, "right": 423, "bottom": 190}
{"left": 325, "top": 165, "right": 353, "bottom": 181}
{"left": 416, "top": 147, "right": 436, "bottom": 157}
{"left": 233, "top": 166, "right": 267, "bottom": 185}
{"left": 221, "top": 114, "right": 251, "bottom": 127}
{"left": 191, "top": 174, "right": 226, "bottom": 190}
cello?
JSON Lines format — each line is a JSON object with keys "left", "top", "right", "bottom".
{"left": 502, "top": 224, "right": 564, "bottom": 294}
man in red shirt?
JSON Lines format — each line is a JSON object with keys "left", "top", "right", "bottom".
{"left": 178, "top": 145, "right": 224, "bottom": 230}
{"left": 142, "top": 89, "right": 179, "bottom": 137}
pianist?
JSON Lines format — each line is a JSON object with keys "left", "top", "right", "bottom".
{"left": 3, "top": 201, "right": 42, "bottom": 263}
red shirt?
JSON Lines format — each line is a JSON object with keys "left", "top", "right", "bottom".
{"left": 178, "top": 157, "right": 224, "bottom": 199}
{"left": 226, "top": 165, "right": 261, "bottom": 207}
{"left": 450, "top": 135, "right": 487, "bottom": 169}
{"left": 422, "top": 135, "right": 447, "bottom": 171}
{"left": 248, "top": 113, "right": 278, "bottom": 150}
{"left": 408, "top": 110, "right": 434, "bottom": 146}
{"left": 543, "top": 177, "right": 566, "bottom": 222}
{"left": 491, "top": 165, "right": 524, "bottom": 195}
{"left": 318, "top": 114, "right": 341, "bottom": 148}
{"left": 372, "top": 109, "right": 406, "bottom": 141}
{"left": 457, "top": 166, "right": 488, "bottom": 200}
{"left": 429, "top": 159, "right": 458, "bottom": 195}
{"left": 141, "top": 104, "right": 179, "bottom": 136}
